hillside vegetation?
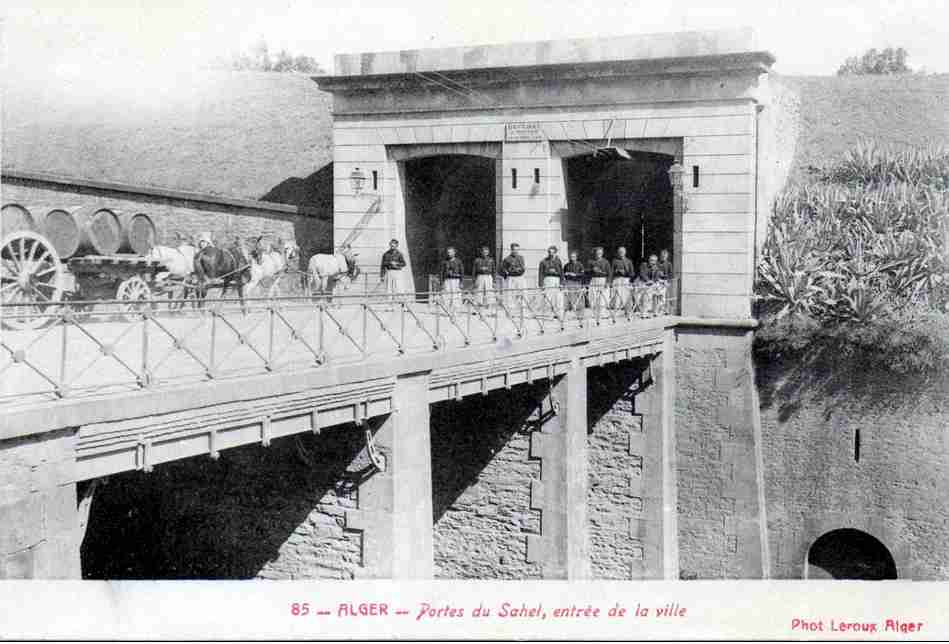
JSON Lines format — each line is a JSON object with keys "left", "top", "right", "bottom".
{"left": 756, "top": 140, "right": 949, "bottom": 373}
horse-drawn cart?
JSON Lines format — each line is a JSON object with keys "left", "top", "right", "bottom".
{"left": 1, "top": 203, "right": 171, "bottom": 329}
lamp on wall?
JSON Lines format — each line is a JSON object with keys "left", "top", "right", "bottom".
{"left": 349, "top": 167, "right": 367, "bottom": 196}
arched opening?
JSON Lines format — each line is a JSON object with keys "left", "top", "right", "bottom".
{"left": 563, "top": 149, "right": 674, "bottom": 266}
{"left": 402, "top": 154, "right": 497, "bottom": 293}
{"left": 806, "top": 528, "right": 898, "bottom": 580}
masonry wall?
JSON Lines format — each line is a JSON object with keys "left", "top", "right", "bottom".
{"left": 586, "top": 361, "right": 667, "bottom": 579}
{"left": 674, "top": 327, "right": 766, "bottom": 579}
{"left": 0, "top": 429, "right": 81, "bottom": 579}
{"left": 1, "top": 179, "right": 332, "bottom": 266}
{"left": 80, "top": 429, "right": 367, "bottom": 579}
{"left": 758, "top": 354, "right": 949, "bottom": 580}
{"left": 431, "top": 386, "right": 543, "bottom": 579}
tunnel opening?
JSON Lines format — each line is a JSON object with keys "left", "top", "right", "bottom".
{"left": 402, "top": 154, "right": 497, "bottom": 293}
{"left": 564, "top": 150, "right": 674, "bottom": 266}
{"left": 806, "top": 528, "right": 898, "bottom": 580}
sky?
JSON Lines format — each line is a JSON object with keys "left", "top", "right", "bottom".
{"left": 3, "top": 0, "right": 948, "bottom": 95}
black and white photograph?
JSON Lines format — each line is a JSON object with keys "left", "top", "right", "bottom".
{"left": 1, "top": 0, "right": 948, "bottom": 639}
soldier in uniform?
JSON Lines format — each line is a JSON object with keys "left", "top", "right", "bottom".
{"left": 657, "top": 248, "right": 674, "bottom": 280}
{"left": 563, "top": 250, "right": 585, "bottom": 312}
{"left": 379, "top": 239, "right": 406, "bottom": 302}
{"left": 441, "top": 246, "right": 465, "bottom": 312}
{"left": 500, "top": 242, "right": 526, "bottom": 309}
{"left": 472, "top": 246, "right": 495, "bottom": 307}
{"left": 610, "top": 246, "right": 635, "bottom": 310}
{"left": 636, "top": 253, "right": 664, "bottom": 316}
{"left": 586, "top": 246, "right": 612, "bottom": 314}
{"left": 537, "top": 245, "right": 564, "bottom": 315}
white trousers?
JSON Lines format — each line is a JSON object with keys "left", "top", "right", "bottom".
{"left": 541, "top": 276, "right": 563, "bottom": 314}
{"left": 474, "top": 274, "right": 494, "bottom": 305}
{"left": 443, "top": 278, "right": 461, "bottom": 311}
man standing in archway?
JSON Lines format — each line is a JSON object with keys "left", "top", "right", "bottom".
{"left": 500, "top": 242, "right": 526, "bottom": 310}
{"left": 610, "top": 246, "right": 635, "bottom": 311}
{"left": 587, "top": 246, "right": 611, "bottom": 316}
{"left": 538, "top": 245, "right": 564, "bottom": 315}
{"left": 441, "top": 246, "right": 464, "bottom": 313}
{"left": 380, "top": 239, "right": 406, "bottom": 303}
{"left": 472, "top": 246, "right": 495, "bottom": 307}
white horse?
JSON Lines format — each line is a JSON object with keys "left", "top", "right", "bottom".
{"left": 307, "top": 249, "right": 359, "bottom": 297}
{"left": 246, "top": 238, "right": 301, "bottom": 294}
{"left": 145, "top": 241, "right": 198, "bottom": 303}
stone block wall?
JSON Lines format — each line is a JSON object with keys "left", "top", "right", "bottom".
{"left": 430, "top": 386, "right": 543, "bottom": 579}
{"left": 80, "top": 429, "right": 369, "bottom": 579}
{"left": 674, "top": 327, "right": 766, "bottom": 579}
{"left": 758, "top": 354, "right": 949, "bottom": 580}
{"left": 0, "top": 429, "right": 80, "bottom": 579}
{"left": 587, "top": 360, "right": 666, "bottom": 579}
{"left": 1, "top": 177, "right": 332, "bottom": 268}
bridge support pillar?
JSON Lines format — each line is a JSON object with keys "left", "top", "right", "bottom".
{"left": 527, "top": 359, "right": 590, "bottom": 579}
{"left": 0, "top": 429, "right": 82, "bottom": 579}
{"left": 346, "top": 371, "right": 434, "bottom": 579}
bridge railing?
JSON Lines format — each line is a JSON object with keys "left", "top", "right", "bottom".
{"left": 0, "top": 280, "right": 677, "bottom": 407}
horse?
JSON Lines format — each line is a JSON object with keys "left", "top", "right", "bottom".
{"left": 307, "top": 249, "right": 360, "bottom": 299}
{"left": 193, "top": 239, "right": 252, "bottom": 309}
{"left": 145, "top": 237, "right": 198, "bottom": 306}
{"left": 246, "top": 238, "right": 300, "bottom": 295}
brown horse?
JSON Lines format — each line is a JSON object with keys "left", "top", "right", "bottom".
{"left": 193, "top": 240, "right": 252, "bottom": 308}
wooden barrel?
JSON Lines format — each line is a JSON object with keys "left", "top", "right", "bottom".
{"left": 119, "top": 212, "right": 157, "bottom": 255}
{"left": 1, "top": 203, "right": 35, "bottom": 233}
{"left": 41, "top": 206, "right": 123, "bottom": 259}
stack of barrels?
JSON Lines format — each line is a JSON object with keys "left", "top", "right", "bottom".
{"left": 1, "top": 203, "right": 157, "bottom": 258}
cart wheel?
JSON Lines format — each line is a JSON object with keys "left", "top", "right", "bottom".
{"left": 268, "top": 270, "right": 311, "bottom": 299}
{"left": 116, "top": 275, "right": 152, "bottom": 316}
{"left": 0, "top": 231, "right": 64, "bottom": 330}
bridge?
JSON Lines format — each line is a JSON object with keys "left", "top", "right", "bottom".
{"left": 2, "top": 281, "right": 755, "bottom": 581}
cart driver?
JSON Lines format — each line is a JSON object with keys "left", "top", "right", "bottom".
{"left": 197, "top": 232, "right": 213, "bottom": 250}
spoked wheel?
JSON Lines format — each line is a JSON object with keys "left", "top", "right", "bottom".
{"left": 0, "top": 231, "right": 64, "bottom": 330}
{"left": 268, "top": 270, "right": 312, "bottom": 299}
{"left": 116, "top": 275, "right": 153, "bottom": 317}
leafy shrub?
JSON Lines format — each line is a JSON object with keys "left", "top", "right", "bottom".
{"left": 756, "top": 142, "right": 949, "bottom": 372}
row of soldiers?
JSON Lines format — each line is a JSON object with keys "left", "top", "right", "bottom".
{"left": 380, "top": 239, "right": 672, "bottom": 311}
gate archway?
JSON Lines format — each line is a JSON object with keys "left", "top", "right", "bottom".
{"left": 806, "top": 528, "right": 898, "bottom": 580}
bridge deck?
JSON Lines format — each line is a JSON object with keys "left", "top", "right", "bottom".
{"left": 1, "top": 286, "right": 678, "bottom": 480}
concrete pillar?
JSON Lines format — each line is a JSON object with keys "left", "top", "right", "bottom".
{"left": 346, "top": 371, "right": 434, "bottom": 578}
{"left": 527, "top": 359, "right": 590, "bottom": 579}
{"left": 0, "top": 429, "right": 82, "bottom": 579}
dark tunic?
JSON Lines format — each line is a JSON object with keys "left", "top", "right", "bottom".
{"left": 441, "top": 257, "right": 464, "bottom": 280}
{"left": 380, "top": 248, "right": 405, "bottom": 274}
{"left": 611, "top": 257, "right": 635, "bottom": 278}
{"left": 473, "top": 256, "right": 496, "bottom": 275}
{"left": 563, "top": 260, "right": 585, "bottom": 283}
{"left": 657, "top": 259, "right": 674, "bottom": 279}
{"left": 500, "top": 254, "right": 525, "bottom": 277}
{"left": 538, "top": 256, "right": 563, "bottom": 286}
{"left": 587, "top": 257, "right": 612, "bottom": 280}
{"left": 639, "top": 262, "right": 665, "bottom": 282}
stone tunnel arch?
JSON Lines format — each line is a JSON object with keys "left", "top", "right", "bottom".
{"left": 558, "top": 141, "right": 677, "bottom": 270}
{"left": 396, "top": 147, "right": 499, "bottom": 292}
{"left": 805, "top": 528, "right": 898, "bottom": 580}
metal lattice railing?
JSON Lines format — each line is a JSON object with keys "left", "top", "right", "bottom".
{"left": 0, "top": 280, "right": 677, "bottom": 408}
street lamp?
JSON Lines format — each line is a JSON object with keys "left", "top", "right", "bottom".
{"left": 349, "top": 167, "right": 367, "bottom": 196}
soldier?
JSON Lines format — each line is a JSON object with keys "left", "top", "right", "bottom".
{"left": 379, "top": 239, "right": 406, "bottom": 302}
{"left": 657, "top": 248, "right": 674, "bottom": 280}
{"left": 472, "top": 246, "right": 495, "bottom": 307}
{"left": 537, "top": 245, "right": 564, "bottom": 314}
{"left": 500, "top": 242, "right": 526, "bottom": 309}
{"left": 610, "top": 246, "right": 635, "bottom": 310}
{"left": 636, "top": 253, "right": 664, "bottom": 316}
{"left": 441, "top": 246, "right": 464, "bottom": 312}
{"left": 563, "top": 249, "right": 585, "bottom": 311}
{"left": 586, "top": 246, "right": 611, "bottom": 313}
